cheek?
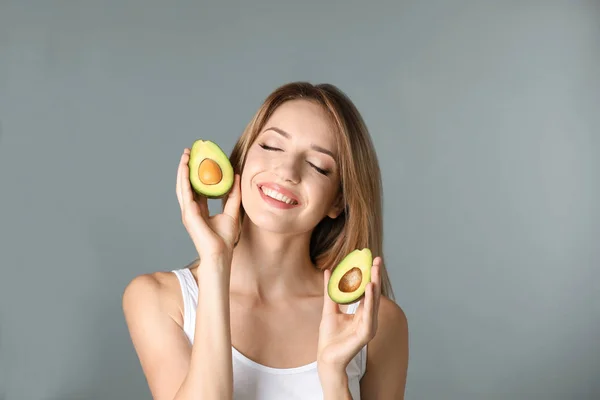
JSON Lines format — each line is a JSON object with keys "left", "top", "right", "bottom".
{"left": 307, "top": 181, "right": 336, "bottom": 209}
{"left": 245, "top": 147, "right": 270, "bottom": 170}
{"left": 240, "top": 149, "right": 267, "bottom": 192}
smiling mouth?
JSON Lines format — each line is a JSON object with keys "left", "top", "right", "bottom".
{"left": 258, "top": 185, "right": 299, "bottom": 205}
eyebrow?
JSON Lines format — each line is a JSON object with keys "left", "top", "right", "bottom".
{"left": 263, "top": 127, "right": 336, "bottom": 160}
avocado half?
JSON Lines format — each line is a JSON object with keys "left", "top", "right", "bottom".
{"left": 327, "top": 248, "right": 373, "bottom": 304}
{"left": 188, "top": 139, "right": 234, "bottom": 199}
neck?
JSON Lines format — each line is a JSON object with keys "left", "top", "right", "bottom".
{"left": 230, "top": 217, "right": 323, "bottom": 302}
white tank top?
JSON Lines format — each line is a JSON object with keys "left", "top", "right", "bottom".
{"left": 172, "top": 268, "right": 367, "bottom": 400}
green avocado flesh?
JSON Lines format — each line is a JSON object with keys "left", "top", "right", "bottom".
{"left": 327, "top": 248, "right": 373, "bottom": 304}
{"left": 188, "top": 139, "right": 234, "bottom": 198}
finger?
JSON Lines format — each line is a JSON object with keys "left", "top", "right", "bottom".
{"left": 371, "top": 257, "right": 381, "bottom": 291}
{"left": 353, "top": 299, "right": 364, "bottom": 324}
{"left": 182, "top": 152, "right": 192, "bottom": 197}
{"left": 176, "top": 150, "right": 189, "bottom": 210}
{"left": 360, "top": 282, "right": 375, "bottom": 341}
{"left": 322, "top": 268, "right": 340, "bottom": 315}
{"left": 181, "top": 150, "right": 197, "bottom": 208}
{"left": 223, "top": 174, "right": 242, "bottom": 222}
{"left": 372, "top": 257, "right": 382, "bottom": 327}
{"left": 195, "top": 189, "right": 209, "bottom": 219}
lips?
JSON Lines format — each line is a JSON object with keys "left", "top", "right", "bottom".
{"left": 257, "top": 182, "right": 301, "bottom": 205}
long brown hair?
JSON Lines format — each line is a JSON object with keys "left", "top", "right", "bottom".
{"left": 222, "top": 82, "right": 395, "bottom": 301}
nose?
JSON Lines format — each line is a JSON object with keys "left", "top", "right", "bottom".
{"left": 274, "top": 157, "right": 301, "bottom": 184}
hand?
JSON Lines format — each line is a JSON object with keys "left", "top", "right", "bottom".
{"left": 176, "top": 148, "right": 242, "bottom": 263}
{"left": 317, "top": 257, "right": 382, "bottom": 376}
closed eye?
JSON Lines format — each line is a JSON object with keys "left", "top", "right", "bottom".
{"left": 259, "top": 143, "right": 282, "bottom": 151}
{"left": 308, "top": 162, "right": 330, "bottom": 176}
{"left": 259, "top": 142, "right": 330, "bottom": 176}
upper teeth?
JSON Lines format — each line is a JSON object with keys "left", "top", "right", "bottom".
{"left": 261, "top": 186, "right": 297, "bottom": 205}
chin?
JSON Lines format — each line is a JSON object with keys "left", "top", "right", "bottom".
{"left": 249, "top": 215, "right": 298, "bottom": 234}
{"left": 242, "top": 204, "right": 300, "bottom": 234}
{"left": 241, "top": 198, "right": 314, "bottom": 236}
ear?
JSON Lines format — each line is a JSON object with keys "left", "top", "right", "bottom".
{"left": 327, "top": 193, "right": 345, "bottom": 219}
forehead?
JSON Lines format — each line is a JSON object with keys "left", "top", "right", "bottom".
{"left": 263, "top": 99, "right": 338, "bottom": 151}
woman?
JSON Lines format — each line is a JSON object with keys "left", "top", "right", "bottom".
{"left": 122, "top": 82, "right": 409, "bottom": 399}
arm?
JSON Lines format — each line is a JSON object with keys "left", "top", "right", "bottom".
{"left": 320, "top": 371, "right": 353, "bottom": 400}
{"left": 185, "top": 257, "right": 233, "bottom": 399}
{"left": 359, "top": 297, "right": 409, "bottom": 400}
{"left": 122, "top": 258, "right": 233, "bottom": 400}
{"left": 122, "top": 148, "right": 240, "bottom": 399}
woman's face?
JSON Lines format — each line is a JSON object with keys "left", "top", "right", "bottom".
{"left": 240, "top": 99, "right": 343, "bottom": 235}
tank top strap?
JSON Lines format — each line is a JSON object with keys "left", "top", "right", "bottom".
{"left": 345, "top": 300, "right": 361, "bottom": 314}
{"left": 171, "top": 268, "right": 198, "bottom": 342}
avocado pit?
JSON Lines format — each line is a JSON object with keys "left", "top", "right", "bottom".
{"left": 338, "top": 267, "right": 363, "bottom": 293}
{"left": 198, "top": 158, "right": 223, "bottom": 185}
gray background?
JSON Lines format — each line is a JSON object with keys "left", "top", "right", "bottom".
{"left": 1, "top": 1, "right": 598, "bottom": 399}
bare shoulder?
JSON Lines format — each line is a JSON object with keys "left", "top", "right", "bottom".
{"left": 360, "top": 296, "right": 409, "bottom": 399}
{"left": 122, "top": 270, "right": 185, "bottom": 327}
{"left": 377, "top": 296, "right": 409, "bottom": 342}
{"left": 122, "top": 270, "right": 192, "bottom": 400}
{"left": 371, "top": 296, "right": 409, "bottom": 362}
